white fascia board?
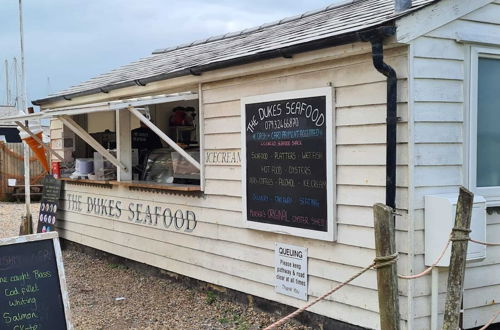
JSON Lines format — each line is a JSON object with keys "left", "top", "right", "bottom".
{"left": 396, "top": 0, "right": 494, "bottom": 44}
{"left": 108, "top": 92, "right": 198, "bottom": 110}
{"left": 0, "top": 105, "right": 108, "bottom": 124}
{"left": 0, "top": 92, "right": 199, "bottom": 124}
{"left": 0, "top": 112, "right": 43, "bottom": 123}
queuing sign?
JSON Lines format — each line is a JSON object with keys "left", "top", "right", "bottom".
{"left": 275, "top": 243, "right": 308, "bottom": 300}
{"left": 242, "top": 88, "right": 334, "bottom": 241}
{"left": 0, "top": 232, "right": 71, "bottom": 330}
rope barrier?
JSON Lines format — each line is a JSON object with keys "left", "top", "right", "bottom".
{"left": 395, "top": 226, "right": 500, "bottom": 279}
{"left": 479, "top": 311, "right": 500, "bottom": 330}
{"left": 264, "top": 262, "right": 376, "bottom": 330}
{"left": 470, "top": 238, "right": 500, "bottom": 247}
{"left": 373, "top": 252, "right": 398, "bottom": 269}
{"left": 263, "top": 228, "right": 500, "bottom": 329}
{"left": 450, "top": 226, "right": 472, "bottom": 242}
{"left": 398, "top": 235, "right": 452, "bottom": 280}
{"left": 450, "top": 227, "right": 472, "bottom": 242}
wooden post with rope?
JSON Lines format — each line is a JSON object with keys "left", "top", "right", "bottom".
{"left": 442, "top": 187, "right": 474, "bottom": 330}
{"left": 373, "top": 203, "right": 400, "bottom": 330}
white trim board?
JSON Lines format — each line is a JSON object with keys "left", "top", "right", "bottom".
{"left": 468, "top": 46, "right": 500, "bottom": 204}
{"left": 240, "top": 87, "right": 335, "bottom": 241}
{"left": 396, "top": 0, "right": 494, "bottom": 43}
{"left": 198, "top": 83, "right": 206, "bottom": 191}
{"left": 0, "top": 92, "right": 199, "bottom": 124}
{"left": 455, "top": 32, "right": 500, "bottom": 47}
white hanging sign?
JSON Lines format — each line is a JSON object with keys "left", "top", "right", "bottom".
{"left": 275, "top": 243, "right": 308, "bottom": 301}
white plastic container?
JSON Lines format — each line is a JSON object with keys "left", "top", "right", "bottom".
{"left": 75, "top": 158, "right": 94, "bottom": 176}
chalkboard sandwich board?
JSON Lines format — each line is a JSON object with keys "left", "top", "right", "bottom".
{"left": 37, "top": 175, "right": 63, "bottom": 234}
{"left": 0, "top": 232, "right": 72, "bottom": 329}
{"left": 242, "top": 87, "right": 335, "bottom": 241}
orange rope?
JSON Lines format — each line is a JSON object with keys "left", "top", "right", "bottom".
{"left": 479, "top": 310, "right": 500, "bottom": 330}
{"left": 263, "top": 228, "right": 497, "bottom": 330}
{"left": 470, "top": 238, "right": 500, "bottom": 247}
{"left": 264, "top": 262, "right": 375, "bottom": 329}
{"left": 398, "top": 235, "right": 452, "bottom": 279}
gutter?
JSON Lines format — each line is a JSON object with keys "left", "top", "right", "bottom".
{"left": 359, "top": 26, "right": 398, "bottom": 210}
{"left": 33, "top": 25, "right": 391, "bottom": 106}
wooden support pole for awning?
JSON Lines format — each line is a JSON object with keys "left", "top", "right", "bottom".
{"left": 15, "top": 121, "right": 65, "bottom": 162}
{"left": 58, "top": 115, "right": 128, "bottom": 172}
{"left": 128, "top": 107, "right": 201, "bottom": 170}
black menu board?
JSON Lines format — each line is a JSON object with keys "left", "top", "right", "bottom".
{"left": 0, "top": 234, "right": 69, "bottom": 329}
{"left": 244, "top": 92, "right": 330, "bottom": 234}
{"left": 37, "top": 175, "right": 62, "bottom": 234}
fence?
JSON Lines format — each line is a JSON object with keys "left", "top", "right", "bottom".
{"left": 265, "top": 188, "right": 500, "bottom": 330}
{"left": 0, "top": 142, "right": 47, "bottom": 200}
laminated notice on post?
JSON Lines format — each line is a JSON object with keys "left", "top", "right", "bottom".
{"left": 275, "top": 243, "right": 308, "bottom": 301}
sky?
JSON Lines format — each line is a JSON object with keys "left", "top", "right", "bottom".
{"left": 0, "top": 0, "right": 340, "bottom": 107}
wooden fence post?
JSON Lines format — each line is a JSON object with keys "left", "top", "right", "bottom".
{"left": 19, "top": 214, "right": 33, "bottom": 236}
{"left": 442, "top": 187, "right": 474, "bottom": 330}
{"left": 374, "top": 203, "right": 400, "bottom": 330}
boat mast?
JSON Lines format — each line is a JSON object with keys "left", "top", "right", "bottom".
{"left": 4, "top": 60, "right": 11, "bottom": 105}
{"left": 18, "top": 0, "right": 32, "bottom": 224}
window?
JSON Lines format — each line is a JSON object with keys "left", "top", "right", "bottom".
{"left": 126, "top": 101, "right": 201, "bottom": 186}
{"left": 470, "top": 47, "right": 500, "bottom": 200}
{"left": 57, "top": 92, "right": 202, "bottom": 190}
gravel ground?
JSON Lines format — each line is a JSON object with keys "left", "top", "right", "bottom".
{"left": 1, "top": 201, "right": 40, "bottom": 235}
{"left": 1, "top": 202, "right": 312, "bottom": 330}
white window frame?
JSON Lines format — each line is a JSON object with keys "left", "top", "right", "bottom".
{"left": 240, "top": 87, "right": 335, "bottom": 241}
{"left": 469, "top": 46, "right": 500, "bottom": 203}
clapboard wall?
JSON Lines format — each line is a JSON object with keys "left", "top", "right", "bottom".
{"left": 406, "top": 2, "right": 500, "bottom": 329}
{"left": 52, "top": 43, "right": 411, "bottom": 329}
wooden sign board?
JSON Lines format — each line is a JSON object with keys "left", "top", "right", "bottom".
{"left": 241, "top": 87, "right": 335, "bottom": 241}
{"left": 0, "top": 232, "right": 72, "bottom": 329}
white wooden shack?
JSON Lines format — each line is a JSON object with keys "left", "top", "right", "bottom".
{"left": 2, "top": 0, "right": 500, "bottom": 328}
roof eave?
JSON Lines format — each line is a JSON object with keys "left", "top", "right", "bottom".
{"left": 33, "top": 24, "right": 398, "bottom": 107}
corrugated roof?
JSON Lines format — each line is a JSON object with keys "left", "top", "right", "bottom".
{"left": 34, "top": 0, "right": 438, "bottom": 105}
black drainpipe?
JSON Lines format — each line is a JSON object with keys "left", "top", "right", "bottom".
{"left": 360, "top": 26, "right": 398, "bottom": 210}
